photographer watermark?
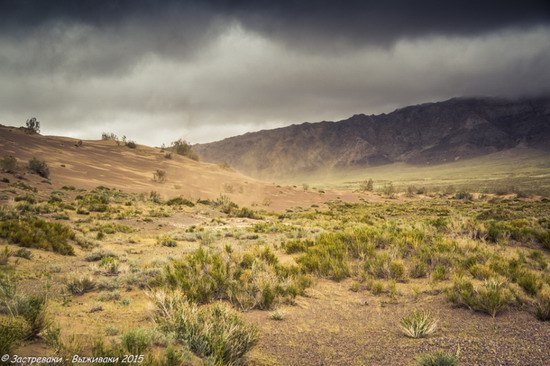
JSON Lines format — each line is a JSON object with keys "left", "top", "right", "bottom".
{"left": 1, "top": 354, "right": 144, "bottom": 364}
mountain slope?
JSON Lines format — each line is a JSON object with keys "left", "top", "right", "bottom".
{"left": 195, "top": 97, "right": 550, "bottom": 178}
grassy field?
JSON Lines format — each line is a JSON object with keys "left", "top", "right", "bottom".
{"left": 1, "top": 170, "right": 550, "bottom": 365}
{"left": 281, "top": 147, "right": 550, "bottom": 196}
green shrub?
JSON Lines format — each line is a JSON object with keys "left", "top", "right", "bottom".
{"left": 165, "top": 197, "right": 195, "bottom": 207}
{"left": 233, "top": 207, "right": 262, "bottom": 219}
{"left": 447, "top": 278, "right": 512, "bottom": 317}
{"left": 149, "top": 291, "right": 258, "bottom": 365}
{"left": 400, "top": 309, "right": 438, "bottom": 338}
{"left": 469, "top": 264, "right": 495, "bottom": 280}
{"left": 12, "top": 294, "right": 49, "bottom": 339}
{"left": 283, "top": 239, "right": 315, "bottom": 254}
{"left": 297, "top": 238, "right": 350, "bottom": 281}
{"left": 409, "top": 260, "right": 428, "bottom": 278}
{"left": 121, "top": 328, "right": 154, "bottom": 355}
{"left": 170, "top": 139, "right": 198, "bottom": 160}
{"left": 85, "top": 250, "right": 117, "bottom": 262}
{"left": 158, "top": 234, "right": 177, "bottom": 247}
{"left": 165, "top": 247, "right": 308, "bottom": 310}
{"left": 0, "top": 217, "right": 75, "bottom": 255}
{"left": 0, "top": 315, "right": 30, "bottom": 354}
{"left": 28, "top": 157, "right": 50, "bottom": 178}
{"left": 517, "top": 270, "right": 543, "bottom": 296}
{"left": 67, "top": 276, "right": 96, "bottom": 295}
{"left": 415, "top": 350, "right": 459, "bottom": 366}
{"left": 455, "top": 191, "right": 472, "bottom": 201}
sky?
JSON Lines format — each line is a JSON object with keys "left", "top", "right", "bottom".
{"left": 1, "top": 0, "right": 550, "bottom": 145}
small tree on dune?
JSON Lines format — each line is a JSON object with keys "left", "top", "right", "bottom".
{"left": 25, "top": 117, "right": 40, "bottom": 133}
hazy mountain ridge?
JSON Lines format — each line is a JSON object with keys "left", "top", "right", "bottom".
{"left": 195, "top": 97, "right": 550, "bottom": 178}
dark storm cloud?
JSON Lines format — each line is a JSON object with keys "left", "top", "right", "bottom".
{"left": 2, "top": 1, "right": 550, "bottom": 46}
{"left": 0, "top": 1, "right": 549, "bottom": 145}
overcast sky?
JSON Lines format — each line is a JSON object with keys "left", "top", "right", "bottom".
{"left": 1, "top": 0, "right": 550, "bottom": 145}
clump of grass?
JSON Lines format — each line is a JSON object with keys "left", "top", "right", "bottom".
{"left": 66, "top": 276, "right": 96, "bottom": 295}
{"left": 148, "top": 290, "right": 258, "bottom": 365}
{"left": 415, "top": 350, "right": 459, "bottom": 366}
{"left": 400, "top": 309, "right": 438, "bottom": 338}
{"left": 270, "top": 311, "right": 285, "bottom": 321}
{"left": 99, "top": 257, "right": 125, "bottom": 276}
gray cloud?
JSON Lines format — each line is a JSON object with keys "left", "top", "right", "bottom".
{"left": 0, "top": 1, "right": 549, "bottom": 145}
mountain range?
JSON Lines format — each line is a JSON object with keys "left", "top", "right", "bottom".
{"left": 194, "top": 97, "right": 550, "bottom": 179}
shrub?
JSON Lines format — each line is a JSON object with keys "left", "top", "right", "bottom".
{"left": 101, "top": 132, "right": 119, "bottom": 141}
{"left": 0, "top": 316, "right": 30, "bottom": 354}
{"left": 85, "top": 250, "right": 117, "bottom": 262}
{"left": 165, "top": 247, "right": 308, "bottom": 310}
{"left": 126, "top": 140, "right": 137, "bottom": 149}
{"left": 297, "top": 238, "right": 350, "bottom": 281}
{"left": 400, "top": 309, "right": 438, "bottom": 338}
{"left": 415, "top": 350, "right": 459, "bottom": 366}
{"left": 66, "top": 276, "right": 96, "bottom": 295}
{"left": 0, "top": 217, "right": 75, "bottom": 255}
{"left": 409, "top": 260, "right": 428, "bottom": 278}
{"left": 12, "top": 248, "right": 32, "bottom": 260}
{"left": 28, "top": 157, "right": 49, "bottom": 178}
{"left": 233, "top": 207, "right": 262, "bottom": 219}
{"left": 455, "top": 191, "right": 472, "bottom": 200}
{"left": 283, "top": 239, "right": 315, "bottom": 254}
{"left": 447, "top": 278, "right": 512, "bottom": 317}
{"left": 0, "top": 155, "right": 18, "bottom": 173}
{"left": 360, "top": 178, "right": 374, "bottom": 192}
{"left": 148, "top": 291, "right": 258, "bottom": 365}
{"left": 170, "top": 139, "right": 192, "bottom": 156}
{"left": 121, "top": 328, "right": 154, "bottom": 355}
{"left": 517, "top": 270, "right": 543, "bottom": 296}
{"left": 165, "top": 197, "right": 194, "bottom": 207}
{"left": 535, "top": 286, "right": 550, "bottom": 321}
{"left": 12, "top": 294, "right": 49, "bottom": 339}
{"left": 158, "top": 234, "right": 177, "bottom": 247}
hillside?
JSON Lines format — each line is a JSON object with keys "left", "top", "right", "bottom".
{"left": 195, "top": 97, "right": 550, "bottom": 179}
{"left": 0, "top": 125, "right": 360, "bottom": 210}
